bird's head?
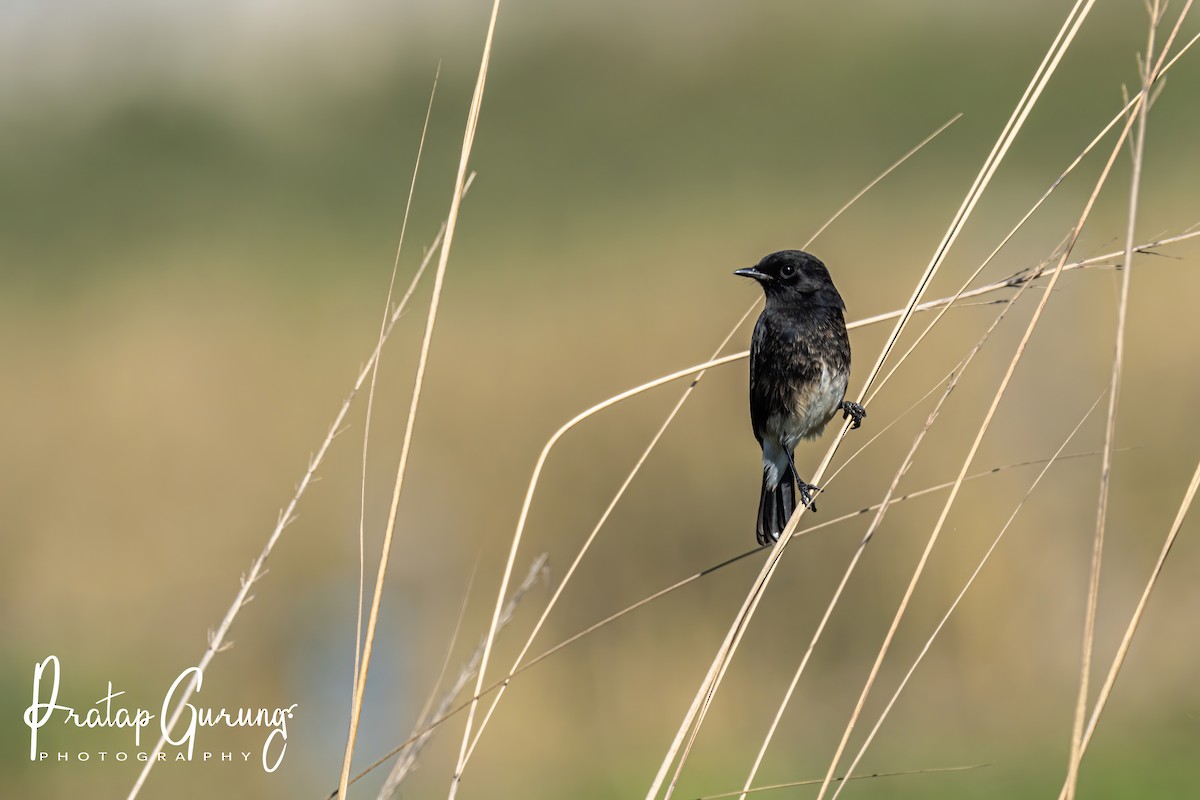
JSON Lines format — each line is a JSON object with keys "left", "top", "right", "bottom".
{"left": 734, "top": 250, "right": 845, "bottom": 309}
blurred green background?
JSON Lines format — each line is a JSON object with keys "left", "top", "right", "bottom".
{"left": 4, "top": 2, "right": 1199, "bottom": 798}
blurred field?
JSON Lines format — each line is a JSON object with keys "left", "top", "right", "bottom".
{"left": 3, "top": 2, "right": 1200, "bottom": 798}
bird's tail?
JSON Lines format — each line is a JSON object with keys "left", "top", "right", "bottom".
{"left": 756, "top": 473, "right": 795, "bottom": 547}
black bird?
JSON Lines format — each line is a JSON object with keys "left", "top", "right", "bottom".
{"left": 735, "top": 250, "right": 866, "bottom": 546}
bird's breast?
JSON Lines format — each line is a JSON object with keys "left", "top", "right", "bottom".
{"left": 750, "top": 305, "right": 852, "bottom": 450}
{"left": 769, "top": 362, "right": 848, "bottom": 449}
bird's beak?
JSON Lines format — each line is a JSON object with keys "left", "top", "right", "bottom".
{"left": 734, "top": 267, "right": 768, "bottom": 281}
{"left": 729, "top": 267, "right": 768, "bottom": 283}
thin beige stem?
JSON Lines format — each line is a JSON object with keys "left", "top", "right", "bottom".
{"left": 1061, "top": 3, "right": 1187, "bottom": 797}
{"left": 338, "top": 3, "right": 502, "bottom": 798}
{"left": 440, "top": 6, "right": 508, "bottom": 799}
{"left": 698, "top": 764, "right": 986, "bottom": 800}
{"left": 356, "top": 63, "right": 440, "bottom": 721}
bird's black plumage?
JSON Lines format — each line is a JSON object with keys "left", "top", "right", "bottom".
{"left": 735, "top": 250, "right": 865, "bottom": 545}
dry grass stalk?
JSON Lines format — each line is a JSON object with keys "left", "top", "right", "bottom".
{"left": 355, "top": 62, "right": 440, "bottom": 736}
{"left": 340, "top": 3, "right": 502, "bottom": 796}
{"left": 700, "top": 764, "right": 986, "bottom": 800}
{"left": 1061, "top": 2, "right": 1192, "bottom": 797}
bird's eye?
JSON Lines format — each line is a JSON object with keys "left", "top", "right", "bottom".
{"left": 780, "top": 264, "right": 796, "bottom": 278}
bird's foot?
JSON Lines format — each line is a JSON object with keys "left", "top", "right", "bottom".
{"left": 839, "top": 400, "right": 867, "bottom": 430}
{"left": 798, "top": 480, "right": 821, "bottom": 513}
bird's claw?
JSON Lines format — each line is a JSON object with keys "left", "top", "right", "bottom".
{"left": 840, "top": 400, "right": 867, "bottom": 430}
{"left": 798, "top": 481, "right": 820, "bottom": 513}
